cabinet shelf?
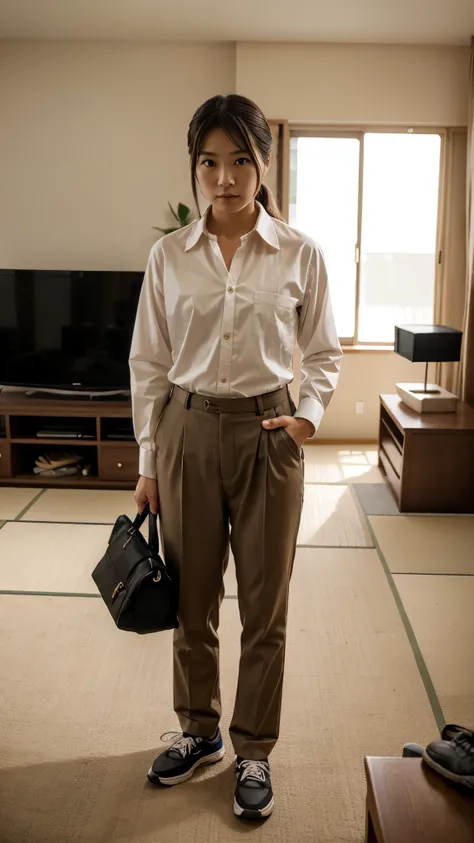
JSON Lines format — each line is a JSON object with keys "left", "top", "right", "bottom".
{"left": 10, "top": 438, "right": 99, "bottom": 446}
{"left": 0, "top": 391, "right": 138, "bottom": 490}
{"left": 99, "top": 440, "right": 138, "bottom": 448}
{"left": 1, "top": 474, "right": 136, "bottom": 489}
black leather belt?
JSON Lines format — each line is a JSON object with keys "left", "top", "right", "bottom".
{"left": 171, "top": 384, "right": 289, "bottom": 415}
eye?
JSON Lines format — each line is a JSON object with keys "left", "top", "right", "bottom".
{"left": 235, "top": 157, "right": 251, "bottom": 166}
{"left": 201, "top": 159, "right": 216, "bottom": 168}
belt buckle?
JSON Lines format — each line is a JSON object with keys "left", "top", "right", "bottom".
{"left": 204, "top": 399, "right": 218, "bottom": 413}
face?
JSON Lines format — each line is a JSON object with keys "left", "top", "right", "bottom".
{"left": 196, "top": 127, "right": 269, "bottom": 215}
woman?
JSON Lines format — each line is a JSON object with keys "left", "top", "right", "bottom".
{"left": 129, "top": 94, "right": 342, "bottom": 820}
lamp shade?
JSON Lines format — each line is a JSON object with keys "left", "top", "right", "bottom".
{"left": 394, "top": 325, "right": 462, "bottom": 363}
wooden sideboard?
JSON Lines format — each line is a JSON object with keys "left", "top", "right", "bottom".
{"left": 378, "top": 394, "right": 474, "bottom": 513}
{"left": 0, "top": 391, "right": 138, "bottom": 490}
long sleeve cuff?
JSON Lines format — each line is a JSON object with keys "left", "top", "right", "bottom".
{"left": 139, "top": 447, "right": 157, "bottom": 479}
{"left": 294, "top": 397, "right": 325, "bottom": 440}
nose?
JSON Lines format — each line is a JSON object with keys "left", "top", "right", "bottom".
{"left": 217, "top": 165, "right": 235, "bottom": 188}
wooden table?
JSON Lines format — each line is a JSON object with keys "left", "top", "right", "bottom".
{"left": 379, "top": 394, "right": 474, "bottom": 512}
{"left": 365, "top": 757, "right": 474, "bottom": 843}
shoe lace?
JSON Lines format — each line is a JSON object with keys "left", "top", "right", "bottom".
{"left": 453, "top": 732, "right": 474, "bottom": 757}
{"left": 160, "top": 731, "right": 201, "bottom": 758}
{"left": 239, "top": 759, "right": 269, "bottom": 784}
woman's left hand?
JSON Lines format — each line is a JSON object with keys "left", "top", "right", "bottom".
{"left": 262, "top": 416, "right": 315, "bottom": 448}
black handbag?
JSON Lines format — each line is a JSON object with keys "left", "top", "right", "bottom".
{"left": 92, "top": 502, "right": 179, "bottom": 634}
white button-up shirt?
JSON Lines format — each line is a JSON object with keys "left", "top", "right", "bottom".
{"left": 129, "top": 202, "right": 342, "bottom": 478}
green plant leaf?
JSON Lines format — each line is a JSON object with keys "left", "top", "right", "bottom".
{"left": 178, "top": 203, "right": 191, "bottom": 224}
{"left": 168, "top": 202, "right": 181, "bottom": 224}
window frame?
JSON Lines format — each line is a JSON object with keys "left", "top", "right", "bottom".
{"left": 288, "top": 125, "right": 446, "bottom": 346}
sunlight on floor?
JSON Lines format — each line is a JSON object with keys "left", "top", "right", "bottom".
{"left": 304, "top": 445, "right": 383, "bottom": 484}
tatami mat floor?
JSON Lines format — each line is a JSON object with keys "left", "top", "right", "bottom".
{"left": 303, "top": 445, "right": 383, "bottom": 484}
{"left": 0, "top": 555, "right": 437, "bottom": 843}
{"left": 0, "top": 443, "right": 473, "bottom": 842}
{"left": 0, "top": 486, "right": 43, "bottom": 521}
{"left": 393, "top": 575, "right": 474, "bottom": 726}
{"left": 370, "top": 515, "right": 474, "bottom": 574}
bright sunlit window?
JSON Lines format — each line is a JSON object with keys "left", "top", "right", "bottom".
{"left": 289, "top": 131, "right": 442, "bottom": 344}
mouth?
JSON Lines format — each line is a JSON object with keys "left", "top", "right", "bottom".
{"left": 216, "top": 194, "right": 240, "bottom": 200}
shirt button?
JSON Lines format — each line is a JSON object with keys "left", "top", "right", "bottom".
{"left": 228, "top": 287, "right": 234, "bottom": 293}
{"left": 221, "top": 377, "right": 227, "bottom": 383}
{"left": 223, "top": 333, "right": 231, "bottom": 340}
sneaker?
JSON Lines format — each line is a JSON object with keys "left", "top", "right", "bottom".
{"left": 441, "top": 723, "right": 468, "bottom": 741}
{"left": 234, "top": 757, "right": 274, "bottom": 820}
{"left": 423, "top": 727, "right": 474, "bottom": 788}
{"left": 147, "top": 729, "right": 225, "bottom": 786}
{"left": 402, "top": 742, "right": 424, "bottom": 758}
{"left": 402, "top": 723, "right": 467, "bottom": 758}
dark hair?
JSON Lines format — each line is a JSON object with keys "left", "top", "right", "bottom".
{"left": 187, "top": 94, "right": 284, "bottom": 221}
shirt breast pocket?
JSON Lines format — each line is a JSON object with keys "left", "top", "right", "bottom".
{"left": 253, "top": 290, "right": 299, "bottom": 313}
{"left": 253, "top": 291, "right": 299, "bottom": 361}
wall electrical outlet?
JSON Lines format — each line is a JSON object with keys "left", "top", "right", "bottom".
{"left": 355, "top": 401, "right": 364, "bottom": 414}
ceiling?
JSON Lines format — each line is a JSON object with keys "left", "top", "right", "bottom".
{"left": 0, "top": 0, "right": 473, "bottom": 44}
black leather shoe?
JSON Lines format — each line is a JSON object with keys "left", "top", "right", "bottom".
{"left": 423, "top": 727, "right": 474, "bottom": 788}
{"left": 234, "top": 757, "right": 274, "bottom": 819}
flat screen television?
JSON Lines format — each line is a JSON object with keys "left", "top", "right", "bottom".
{"left": 0, "top": 269, "right": 144, "bottom": 393}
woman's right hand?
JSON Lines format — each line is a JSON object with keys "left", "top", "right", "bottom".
{"left": 134, "top": 475, "right": 159, "bottom": 515}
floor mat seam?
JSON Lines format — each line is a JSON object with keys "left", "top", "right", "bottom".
{"left": 348, "top": 484, "right": 446, "bottom": 734}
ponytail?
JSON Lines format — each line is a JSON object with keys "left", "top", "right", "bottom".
{"left": 256, "top": 182, "right": 285, "bottom": 221}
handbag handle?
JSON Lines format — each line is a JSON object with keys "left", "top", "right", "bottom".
{"left": 131, "top": 502, "right": 160, "bottom": 556}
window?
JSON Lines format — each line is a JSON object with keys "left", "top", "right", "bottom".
{"left": 289, "top": 131, "right": 442, "bottom": 344}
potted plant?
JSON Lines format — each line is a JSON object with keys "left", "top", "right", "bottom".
{"left": 153, "top": 202, "right": 193, "bottom": 235}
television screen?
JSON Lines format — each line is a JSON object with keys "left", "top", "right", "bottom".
{"left": 0, "top": 269, "right": 143, "bottom": 391}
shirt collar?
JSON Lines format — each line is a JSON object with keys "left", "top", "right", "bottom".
{"left": 184, "top": 201, "right": 280, "bottom": 252}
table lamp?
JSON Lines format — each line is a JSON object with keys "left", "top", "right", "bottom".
{"left": 394, "top": 324, "right": 463, "bottom": 413}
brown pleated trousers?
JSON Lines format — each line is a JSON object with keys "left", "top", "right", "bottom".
{"left": 156, "top": 384, "right": 304, "bottom": 760}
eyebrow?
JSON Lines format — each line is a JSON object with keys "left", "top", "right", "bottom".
{"left": 198, "top": 149, "right": 249, "bottom": 157}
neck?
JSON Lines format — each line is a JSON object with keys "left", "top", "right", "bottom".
{"left": 207, "top": 201, "right": 258, "bottom": 239}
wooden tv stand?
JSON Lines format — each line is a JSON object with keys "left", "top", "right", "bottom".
{"left": 0, "top": 391, "right": 138, "bottom": 490}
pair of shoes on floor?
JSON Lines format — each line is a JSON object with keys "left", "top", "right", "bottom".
{"left": 147, "top": 729, "right": 273, "bottom": 819}
{"left": 403, "top": 723, "right": 474, "bottom": 789}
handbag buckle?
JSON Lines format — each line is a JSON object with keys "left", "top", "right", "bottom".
{"left": 153, "top": 570, "right": 162, "bottom": 583}
{"left": 111, "top": 581, "right": 125, "bottom": 602}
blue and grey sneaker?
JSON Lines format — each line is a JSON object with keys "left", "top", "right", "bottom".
{"left": 234, "top": 757, "right": 274, "bottom": 819}
{"left": 147, "top": 729, "right": 225, "bottom": 786}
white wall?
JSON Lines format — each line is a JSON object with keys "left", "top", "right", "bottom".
{"left": 317, "top": 352, "right": 429, "bottom": 439}
{"left": 0, "top": 40, "right": 236, "bottom": 270}
{"left": 237, "top": 43, "right": 470, "bottom": 125}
